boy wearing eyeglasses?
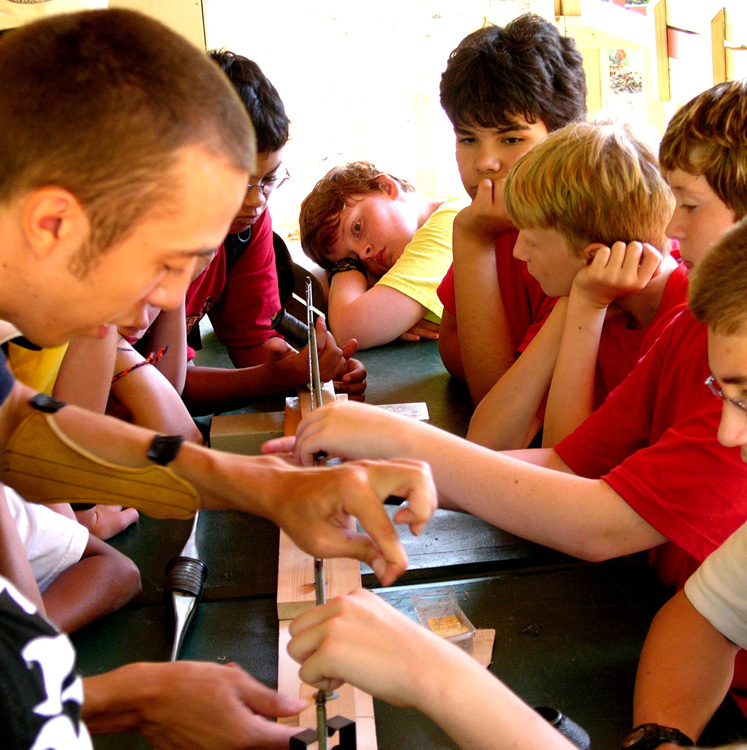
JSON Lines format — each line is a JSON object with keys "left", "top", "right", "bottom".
{"left": 629, "top": 217, "right": 747, "bottom": 750}
{"left": 167, "top": 51, "right": 366, "bottom": 415}
{"left": 267, "top": 78, "right": 747, "bottom": 719}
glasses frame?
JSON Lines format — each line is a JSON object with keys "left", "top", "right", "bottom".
{"left": 705, "top": 375, "right": 747, "bottom": 414}
{"left": 246, "top": 165, "right": 290, "bottom": 196}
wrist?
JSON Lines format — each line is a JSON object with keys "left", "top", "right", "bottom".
{"left": 82, "top": 663, "right": 156, "bottom": 734}
{"left": 328, "top": 257, "right": 366, "bottom": 283}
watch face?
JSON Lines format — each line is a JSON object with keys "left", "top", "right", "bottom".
{"left": 623, "top": 726, "right": 647, "bottom": 746}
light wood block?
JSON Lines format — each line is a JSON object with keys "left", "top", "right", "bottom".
{"left": 277, "top": 526, "right": 363, "bottom": 619}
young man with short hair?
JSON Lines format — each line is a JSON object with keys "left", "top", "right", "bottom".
{"left": 0, "top": 10, "right": 435, "bottom": 748}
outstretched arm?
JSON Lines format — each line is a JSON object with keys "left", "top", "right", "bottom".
{"left": 263, "top": 400, "right": 667, "bottom": 562}
{"left": 183, "top": 317, "right": 364, "bottom": 414}
{"left": 1, "top": 378, "right": 436, "bottom": 586}
{"left": 633, "top": 589, "right": 738, "bottom": 743}
{"left": 288, "top": 589, "right": 576, "bottom": 750}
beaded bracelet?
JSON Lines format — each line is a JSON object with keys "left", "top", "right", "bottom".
{"left": 111, "top": 345, "right": 169, "bottom": 384}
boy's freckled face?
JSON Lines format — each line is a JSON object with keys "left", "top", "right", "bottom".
{"left": 513, "top": 228, "right": 584, "bottom": 297}
{"left": 666, "top": 169, "right": 737, "bottom": 271}
{"left": 708, "top": 328, "right": 747, "bottom": 463}
{"left": 326, "top": 193, "right": 418, "bottom": 277}
{"left": 454, "top": 117, "right": 549, "bottom": 200}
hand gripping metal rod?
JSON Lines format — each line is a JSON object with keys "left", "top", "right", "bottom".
{"left": 165, "top": 511, "right": 207, "bottom": 661}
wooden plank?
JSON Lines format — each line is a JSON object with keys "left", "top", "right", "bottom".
{"left": 712, "top": 8, "right": 727, "bottom": 85}
{"left": 277, "top": 527, "right": 362, "bottom": 619}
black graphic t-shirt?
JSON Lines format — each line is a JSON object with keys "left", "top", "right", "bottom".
{"left": 0, "top": 352, "right": 91, "bottom": 748}
{"left": 0, "top": 579, "right": 91, "bottom": 748}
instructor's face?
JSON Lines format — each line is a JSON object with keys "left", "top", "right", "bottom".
{"left": 26, "top": 147, "right": 247, "bottom": 347}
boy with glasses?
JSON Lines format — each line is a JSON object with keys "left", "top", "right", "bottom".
{"left": 177, "top": 50, "right": 366, "bottom": 415}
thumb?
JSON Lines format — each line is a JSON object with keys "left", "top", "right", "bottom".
{"left": 266, "top": 337, "right": 294, "bottom": 359}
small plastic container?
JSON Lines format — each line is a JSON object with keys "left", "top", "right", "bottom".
{"left": 411, "top": 587, "right": 476, "bottom": 653}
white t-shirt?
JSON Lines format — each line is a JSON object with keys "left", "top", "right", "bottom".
{"left": 685, "top": 519, "right": 747, "bottom": 648}
{"left": 5, "top": 487, "right": 89, "bottom": 592}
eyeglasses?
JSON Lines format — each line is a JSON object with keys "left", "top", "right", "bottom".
{"left": 246, "top": 165, "right": 290, "bottom": 196}
{"left": 705, "top": 375, "right": 747, "bottom": 414}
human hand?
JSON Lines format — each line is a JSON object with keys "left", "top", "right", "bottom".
{"left": 263, "top": 317, "right": 348, "bottom": 391}
{"left": 75, "top": 505, "right": 139, "bottom": 540}
{"left": 572, "top": 241, "right": 662, "bottom": 309}
{"left": 262, "top": 455, "right": 435, "bottom": 585}
{"left": 453, "top": 178, "right": 514, "bottom": 249}
{"left": 263, "top": 400, "right": 408, "bottom": 466}
{"left": 333, "top": 353, "right": 367, "bottom": 401}
{"left": 399, "top": 318, "right": 440, "bottom": 342}
{"left": 288, "top": 589, "right": 455, "bottom": 708}
{"left": 84, "top": 661, "right": 305, "bottom": 750}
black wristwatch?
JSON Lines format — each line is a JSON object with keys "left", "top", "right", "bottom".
{"left": 328, "top": 256, "right": 366, "bottom": 282}
{"left": 622, "top": 724, "right": 695, "bottom": 750}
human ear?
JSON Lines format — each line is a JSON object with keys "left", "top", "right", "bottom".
{"left": 376, "top": 175, "right": 401, "bottom": 200}
{"left": 582, "top": 242, "right": 606, "bottom": 265}
{"left": 21, "top": 187, "right": 89, "bottom": 260}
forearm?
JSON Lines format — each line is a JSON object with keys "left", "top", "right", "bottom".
{"left": 379, "top": 416, "right": 666, "bottom": 560}
{"left": 1, "top": 386, "right": 266, "bottom": 518}
{"left": 633, "top": 591, "right": 738, "bottom": 741}
{"left": 329, "top": 274, "right": 423, "bottom": 349}
{"left": 181, "top": 363, "right": 295, "bottom": 415}
{"left": 438, "top": 310, "right": 466, "bottom": 381}
{"left": 452, "top": 231, "right": 517, "bottom": 404}
{"left": 228, "top": 340, "right": 274, "bottom": 368}
{"left": 147, "top": 304, "right": 188, "bottom": 392}
{"left": 110, "top": 366, "right": 203, "bottom": 442}
{"left": 53, "top": 328, "right": 118, "bottom": 412}
{"left": 417, "top": 643, "right": 575, "bottom": 750}
{"left": 542, "top": 295, "right": 606, "bottom": 447}
{"left": 468, "top": 302, "right": 567, "bottom": 450}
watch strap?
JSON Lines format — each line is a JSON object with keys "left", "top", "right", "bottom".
{"left": 328, "top": 256, "right": 366, "bottom": 282}
{"left": 146, "top": 434, "right": 184, "bottom": 466}
{"left": 622, "top": 724, "right": 695, "bottom": 750}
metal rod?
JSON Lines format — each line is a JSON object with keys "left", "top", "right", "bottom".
{"left": 306, "top": 277, "right": 323, "bottom": 411}
{"left": 165, "top": 511, "right": 206, "bottom": 661}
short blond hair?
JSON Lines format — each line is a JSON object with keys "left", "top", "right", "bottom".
{"left": 690, "top": 217, "right": 747, "bottom": 334}
{"left": 659, "top": 79, "right": 747, "bottom": 220}
{"left": 504, "top": 121, "right": 673, "bottom": 255}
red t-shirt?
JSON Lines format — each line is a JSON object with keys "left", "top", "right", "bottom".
{"left": 185, "top": 209, "right": 280, "bottom": 356}
{"left": 592, "top": 262, "right": 689, "bottom": 407}
{"left": 437, "top": 230, "right": 556, "bottom": 353}
{"left": 556, "top": 308, "right": 747, "bottom": 591}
